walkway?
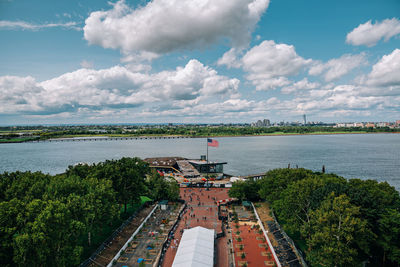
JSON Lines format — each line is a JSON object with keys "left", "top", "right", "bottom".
{"left": 161, "top": 188, "right": 230, "bottom": 267}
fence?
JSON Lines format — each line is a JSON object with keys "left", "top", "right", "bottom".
{"left": 106, "top": 204, "right": 158, "bottom": 267}
{"left": 155, "top": 201, "right": 187, "bottom": 267}
{"left": 79, "top": 201, "right": 153, "bottom": 267}
{"left": 270, "top": 211, "right": 308, "bottom": 267}
{"left": 251, "top": 202, "right": 282, "bottom": 267}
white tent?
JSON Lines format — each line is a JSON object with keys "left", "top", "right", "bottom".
{"left": 172, "top": 226, "right": 215, "bottom": 267}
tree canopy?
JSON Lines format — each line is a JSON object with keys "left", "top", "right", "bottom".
{"left": 0, "top": 157, "right": 180, "bottom": 266}
{"left": 230, "top": 168, "right": 400, "bottom": 267}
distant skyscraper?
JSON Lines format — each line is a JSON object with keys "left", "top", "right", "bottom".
{"left": 303, "top": 114, "right": 307, "bottom": 125}
{"left": 263, "top": 119, "right": 270, "bottom": 126}
{"left": 253, "top": 119, "right": 270, "bottom": 127}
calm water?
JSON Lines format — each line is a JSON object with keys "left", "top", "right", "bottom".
{"left": 1, "top": 134, "right": 399, "bottom": 191}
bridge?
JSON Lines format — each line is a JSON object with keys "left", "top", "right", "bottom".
{"left": 31, "top": 136, "right": 194, "bottom": 142}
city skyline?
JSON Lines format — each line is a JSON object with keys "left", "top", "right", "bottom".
{"left": 1, "top": 0, "right": 400, "bottom": 125}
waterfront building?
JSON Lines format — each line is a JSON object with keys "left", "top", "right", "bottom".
{"left": 144, "top": 157, "right": 227, "bottom": 179}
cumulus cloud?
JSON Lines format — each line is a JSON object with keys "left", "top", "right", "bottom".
{"left": 217, "top": 48, "right": 242, "bottom": 68}
{"left": 346, "top": 18, "right": 400, "bottom": 47}
{"left": 0, "top": 60, "right": 239, "bottom": 115}
{"left": 364, "top": 49, "right": 400, "bottom": 87}
{"left": 83, "top": 0, "right": 269, "bottom": 57}
{"left": 355, "top": 49, "right": 400, "bottom": 97}
{"left": 0, "top": 20, "right": 80, "bottom": 31}
{"left": 281, "top": 78, "right": 320, "bottom": 94}
{"left": 0, "top": 76, "right": 43, "bottom": 113}
{"left": 309, "top": 53, "right": 367, "bottom": 82}
{"left": 280, "top": 49, "right": 400, "bottom": 117}
{"left": 297, "top": 85, "right": 386, "bottom": 112}
{"left": 240, "top": 40, "right": 312, "bottom": 90}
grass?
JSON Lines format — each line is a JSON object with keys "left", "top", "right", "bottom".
{"left": 0, "top": 137, "right": 39, "bottom": 143}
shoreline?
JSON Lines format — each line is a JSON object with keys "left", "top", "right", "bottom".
{"left": 1, "top": 131, "right": 399, "bottom": 143}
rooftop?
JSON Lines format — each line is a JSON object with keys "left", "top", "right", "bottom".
{"left": 144, "top": 157, "right": 186, "bottom": 167}
{"left": 188, "top": 160, "right": 227, "bottom": 165}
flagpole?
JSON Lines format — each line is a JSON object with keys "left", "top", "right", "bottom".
{"left": 206, "top": 137, "right": 209, "bottom": 163}
{"left": 206, "top": 137, "right": 209, "bottom": 190}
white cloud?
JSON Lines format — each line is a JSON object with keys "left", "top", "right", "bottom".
{"left": 80, "top": 60, "right": 93, "bottom": 69}
{"left": 346, "top": 18, "right": 400, "bottom": 47}
{"left": 0, "top": 60, "right": 239, "bottom": 115}
{"left": 309, "top": 53, "right": 367, "bottom": 82}
{"left": 281, "top": 78, "right": 320, "bottom": 94}
{"left": 0, "top": 76, "right": 43, "bottom": 113}
{"left": 0, "top": 20, "right": 80, "bottom": 31}
{"left": 83, "top": 0, "right": 269, "bottom": 56}
{"left": 240, "top": 40, "right": 311, "bottom": 90}
{"left": 217, "top": 48, "right": 242, "bottom": 68}
{"left": 356, "top": 49, "right": 400, "bottom": 97}
{"left": 364, "top": 49, "right": 400, "bottom": 87}
{"left": 294, "top": 85, "right": 386, "bottom": 113}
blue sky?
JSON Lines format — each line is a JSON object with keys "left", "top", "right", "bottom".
{"left": 0, "top": 0, "right": 399, "bottom": 125}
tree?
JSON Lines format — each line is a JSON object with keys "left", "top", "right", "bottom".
{"left": 273, "top": 176, "right": 325, "bottom": 235}
{"left": 13, "top": 199, "right": 85, "bottom": 266}
{"left": 92, "top": 157, "right": 149, "bottom": 212}
{"left": 258, "top": 168, "right": 313, "bottom": 202}
{"left": 378, "top": 208, "right": 400, "bottom": 265}
{"left": 0, "top": 198, "right": 25, "bottom": 266}
{"left": 305, "top": 193, "right": 372, "bottom": 267}
{"left": 146, "top": 171, "right": 180, "bottom": 201}
{"left": 0, "top": 171, "right": 50, "bottom": 202}
{"left": 228, "top": 179, "right": 260, "bottom": 201}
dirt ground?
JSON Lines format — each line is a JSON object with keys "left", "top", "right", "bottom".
{"left": 254, "top": 202, "right": 279, "bottom": 248}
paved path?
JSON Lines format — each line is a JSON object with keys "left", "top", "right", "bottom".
{"left": 161, "top": 188, "right": 230, "bottom": 267}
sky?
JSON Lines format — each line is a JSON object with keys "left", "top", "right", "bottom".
{"left": 0, "top": 0, "right": 399, "bottom": 125}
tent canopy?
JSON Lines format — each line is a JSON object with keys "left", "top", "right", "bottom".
{"left": 172, "top": 226, "right": 215, "bottom": 267}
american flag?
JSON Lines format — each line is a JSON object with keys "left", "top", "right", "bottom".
{"left": 207, "top": 138, "right": 219, "bottom": 147}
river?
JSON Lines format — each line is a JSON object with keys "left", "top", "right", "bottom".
{"left": 1, "top": 133, "right": 399, "bottom": 191}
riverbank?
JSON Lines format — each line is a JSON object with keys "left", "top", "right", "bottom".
{"left": 1, "top": 131, "right": 400, "bottom": 143}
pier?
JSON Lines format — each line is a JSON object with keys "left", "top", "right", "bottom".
{"left": 31, "top": 136, "right": 193, "bottom": 143}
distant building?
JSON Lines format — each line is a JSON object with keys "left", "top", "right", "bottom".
{"left": 396, "top": 120, "right": 400, "bottom": 127}
{"left": 376, "top": 122, "right": 389, "bottom": 127}
{"left": 253, "top": 119, "right": 271, "bottom": 127}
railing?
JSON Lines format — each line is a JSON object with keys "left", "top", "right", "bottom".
{"left": 79, "top": 202, "right": 153, "bottom": 267}
{"left": 106, "top": 204, "right": 159, "bottom": 267}
{"left": 251, "top": 202, "right": 282, "bottom": 267}
{"left": 156, "top": 201, "right": 187, "bottom": 267}
{"left": 270, "top": 211, "right": 308, "bottom": 267}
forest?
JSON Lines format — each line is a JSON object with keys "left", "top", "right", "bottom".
{"left": 229, "top": 168, "right": 400, "bottom": 267}
{"left": 0, "top": 157, "right": 179, "bottom": 266}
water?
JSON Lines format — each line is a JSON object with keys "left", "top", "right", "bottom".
{"left": 1, "top": 134, "right": 399, "bottom": 191}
